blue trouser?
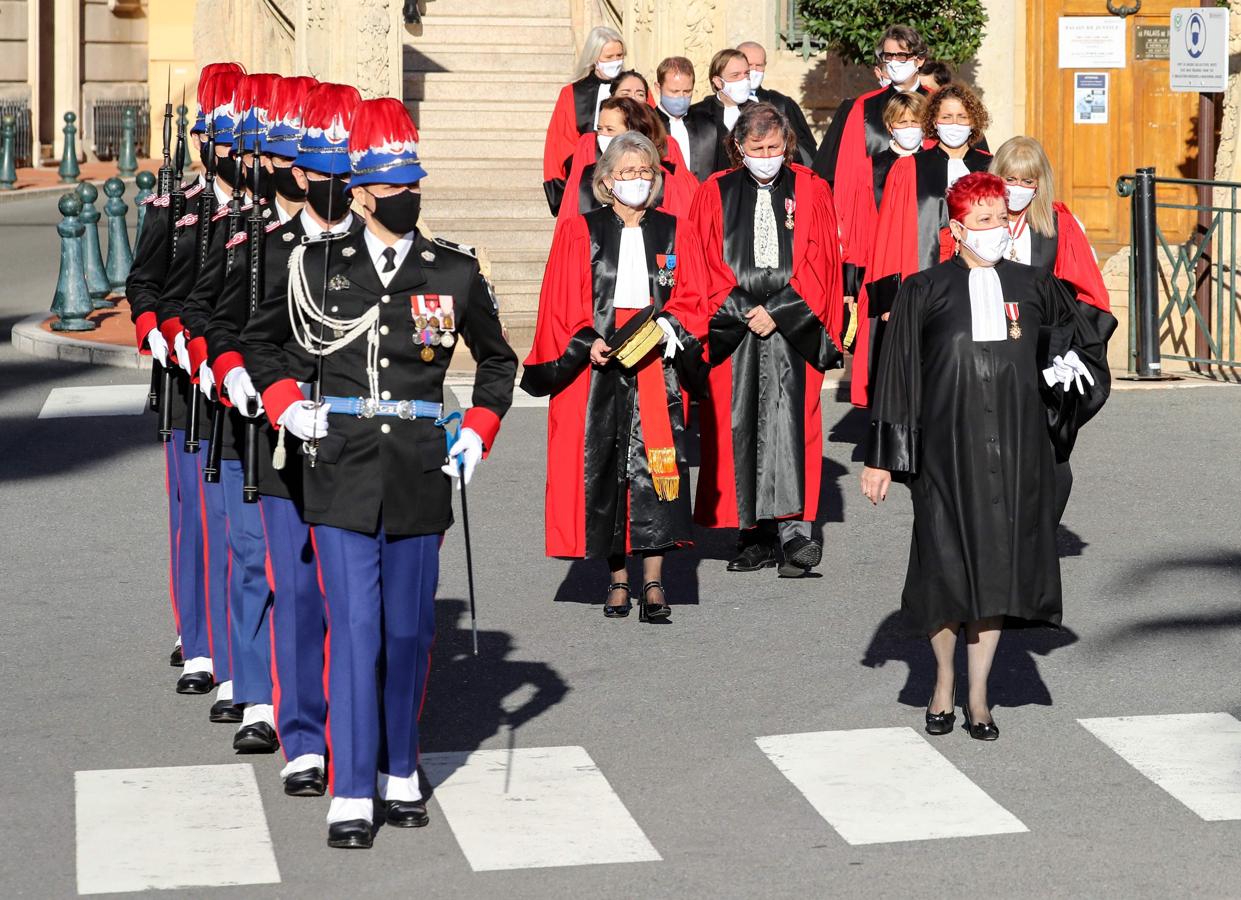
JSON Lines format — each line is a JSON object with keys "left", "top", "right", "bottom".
{"left": 170, "top": 431, "right": 210, "bottom": 662}
{"left": 201, "top": 460, "right": 231, "bottom": 683}
{"left": 262, "top": 495, "right": 327, "bottom": 760}
{"left": 315, "top": 526, "right": 439, "bottom": 799}
{"left": 221, "top": 459, "right": 272, "bottom": 705}
{"left": 164, "top": 441, "right": 181, "bottom": 636}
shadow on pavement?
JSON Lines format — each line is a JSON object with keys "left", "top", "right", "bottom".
{"left": 861, "top": 610, "right": 1080, "bottom": 709}
{"left": 1097, "top": 551, "right": 1241, "bottom": 643}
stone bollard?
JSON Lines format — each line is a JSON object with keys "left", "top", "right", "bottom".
{"left": 76, "top": 181, "right": 114, "bottom": 308}
{"left": 176, "top": 104, "right": 191, "bottom": 171}
{"left": 51, "top": 193, "right": 98, "bottom": 332}
{"left": 118, "top": 107, "right": 138, "bottom": 177}
{"left": 134, "top": 169, "right": 155, "bottom": 236}
{"left": 103, "top": 177, "right": 132, "bottom": 293}
{"left": 0, "top": 115, "right": 16, "bottom": 190}
{"left": 59, "top": 112, "right": 81, "bottom": 183}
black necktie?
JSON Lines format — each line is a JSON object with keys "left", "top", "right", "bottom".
{"left": 381, "top": 247, "right": 397, "bottom": 273}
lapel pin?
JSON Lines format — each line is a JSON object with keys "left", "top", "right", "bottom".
{"left": 341, "top": 246, "right": 356, "bottom": 257}
{"left": 282, "top": 232, "right": 294, "bottom": 242}
{"left": 421, "top": 250, "right": 436, "bottom": 262}
{"left": 328, "top": 274, "right": 351, "bottom": 291}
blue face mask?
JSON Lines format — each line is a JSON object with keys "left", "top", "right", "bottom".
{"left": 661, "top": 95, "right": 691, "bottom": 118}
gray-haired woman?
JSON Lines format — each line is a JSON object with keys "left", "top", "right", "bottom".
{"left": 543, "top": 25, "right": 626, "bottom": 215}
{"left": 522, "top": 132, "right": 709, "bottom": 622}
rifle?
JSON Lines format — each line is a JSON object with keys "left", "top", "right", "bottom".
{"left": 184, "top": 119, "right": 218, "bottom": 455}
{"left": 241, "top": 147, "right": 265, "bottom": 503}
{"left": 158, "top": 86, "right": 189, "bottom": 444}
{"left": 149, "top": 71, "right": 173, "bottom": 414}
{"left": 204, "top": 148, "right": 246, "bottom": 484}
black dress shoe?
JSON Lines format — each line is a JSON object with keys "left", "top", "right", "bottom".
{"left": 638, "top": 581, "right": 671, "bottom": 623}
{"left": 176, "top": 670, "right": 214, "bottom": 694}
{"left": 925, "top": 708, "right": 956, "bottom": 736}
{"left": 727, "top": 543, "right": 777, "bottom": 572}
{"left": 327, "top": 819, "right": 373, "bottom": 849}
{"left": 233, "top": 722, "right": 280, "bottom": 754}
{"left": 384, "top": 799, "right": 430, "bottom": 828}
{"left": 284, "top": 768, "right": 327, "bottom": 797}
{"left": 209, "top": 700, "right": 244, "bottom": 723}
{"left": 169, "top": 644, "right": 184, "bottom": 667}
{"left": 963, "top": 707, "right": 999, "bottom": 741}
{"left": 781, "top": 535, "right": 823, "bottom": 570}
{"left": 603, "top": 583, "right": 632, "bottom": 618}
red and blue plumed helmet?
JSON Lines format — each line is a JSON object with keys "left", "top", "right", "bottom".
{"left": 191, "top": 62, "right": 245, "bottom": 135}
{"left": 295, "top": 83, "right": 363, "bottom": 177}
{"left": 262, "top": 76, "right": 319, "bottom": 159}
{"left": 347, "top": 98, "right": 426, "bottom": 188}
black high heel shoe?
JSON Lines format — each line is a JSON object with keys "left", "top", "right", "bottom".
{"left": 639, "top": 581, "right": 671, "bottom": 623}
{"left": 925, "top": 706, "right": 956, "bottom": 736}
{"left": 962, "top": 705, "right": 999, "bottom": 741}
{"left": 603, "top": 583, "right": 632, "bottom": 618}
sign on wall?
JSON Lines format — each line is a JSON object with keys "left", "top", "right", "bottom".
{"left": 1073, "top": 73, "right": 1109, "bottom": 124}
{"left": 1135, "top": 25, "right": 1170, "bottom": 61}
{"left": 1058, "top": 17, "right": 1127, "bottom": 69}
{"left": 1170, "top": 7, "right": 1229, "bottom": 93}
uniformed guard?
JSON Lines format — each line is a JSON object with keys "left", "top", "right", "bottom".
{"left": 245, "top": 97, "right": 517, "bottom": 849}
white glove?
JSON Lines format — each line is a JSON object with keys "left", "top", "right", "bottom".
{"left": 198, "top": 361, "right": 216, "bottom": 400}
{"left": 146, "top": 329, "right": 169, "bottom": 365}
{"left": 1042, "top": 350, "right": 1095, "bottom": 395}
{"left": 655, "top": 315, "right": 684, "bottom": 360}
{"left": 173, "top": 332, "right": 192, "bottom": 375}
{"left": 278, "top": 400, "right": 330, "bottom": 442}
{"left": 224, "top": 367, "right": 264, "bottom": 418}
{"left": 441, "top": 427, "right": 484, "bottom": 487}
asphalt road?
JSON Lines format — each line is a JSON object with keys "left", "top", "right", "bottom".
{"left": 2, "top": 191, "right": 1241, "bottom": 898}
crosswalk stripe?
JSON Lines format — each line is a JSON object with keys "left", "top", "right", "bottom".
{"left": 756, "top": 728, "right": 1028, "bottom": 845}
{"left": 74, "top": 764, "right": 280, "bottom": 895}
{"left": 1079, "top": 714, "right": 1241, "bottom": 820}
{"left": 421, "top": 746, "right": 662, "bottom": 871}
{"left": 40, "top": 385, "right": 149, "bottom": 419}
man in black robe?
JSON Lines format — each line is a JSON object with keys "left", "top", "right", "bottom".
{"left": 737, "top": 42, "right": 816, "bottom": 168}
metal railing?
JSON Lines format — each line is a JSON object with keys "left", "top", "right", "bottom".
{"left": 92, "top": 100, "right": 150, "bottom": 162}
{"left": 0, "top": 101, "right": 32, "bottom": 168}
{"left": 1117, "top": 168, "right": 1241, "bottom": 379}
{"left": 777, "top": 0, "right": 826, "bottom": 60}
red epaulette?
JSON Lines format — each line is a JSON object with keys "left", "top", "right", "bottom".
{"left": 175, "top": 213, "right": 198, "bottom": 228}
{"left": 225, "top": 231, "right": 248, "bottom": 249}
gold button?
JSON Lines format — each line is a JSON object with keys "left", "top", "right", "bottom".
{"left": 379, "top": 325, "right": 389, "bottom": 336}
{"left": 380, "top": 390, "right": 391, "bottom": 400}
{"left": 381, "top": 423, "right": 391, "bottom": 434}
{"left": 380, "top": 358, "right": 390, "bottom": 368}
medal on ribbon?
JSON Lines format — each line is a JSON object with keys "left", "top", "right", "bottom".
{"left": 411, "top": 294, "right": 457, "bottom": 362}
{"left": 656, "top": 253, "right": 677, "bottom": 288}
{"left": 785, "top": 198, "right": 796, "bottom": 230}
{"left": 1005, "top": 302, "right": 1021, "bottom": 340}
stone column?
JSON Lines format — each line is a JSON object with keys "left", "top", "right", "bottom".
{"left": 296, "top": 0, "right": 402, "bottom": 99}
{"left": 53, "top": 0, "right": 81, "bottom": 162}
{"left": 27, "top": 0, "right": 40, "bottom": 165}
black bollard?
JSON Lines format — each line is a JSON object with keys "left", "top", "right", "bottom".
{"left": 118, "top": 107, "right": 138, "bottom": 177}
{"left": 103, "top": 177, "right": 133, "bottom": 293}
{"left": 59, "top": 112, "right": 81, "bottom": 183}
{"left": 51, "top": 193, "right": 98, "bottom": 332}
{"left": 0, "top": 115, "right": 16, "bottom": 190}
{"left": 76, "top": 181, "right": 114, "bottom": 308}
{"left": 134, "top": 170, "right": 155, "bottom": 237}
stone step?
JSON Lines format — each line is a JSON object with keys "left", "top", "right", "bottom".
{"left": 412, "top": 102, "right": 557, "bottom": 132}
{"left": 486, "top": 252, "right": 549, "bottom": 283}
{"left": 411, "top": 16, "right": 573, "bottom": 47}
{"left": 422, "top": 195, "right": 553, "bottom": 219}
{"left": 420, "top": 183, "right": 546, "bottom": 201}
{"left": 408, "top": 46, "right": 575, "bottom": 76}
{"left": 405, "top": 70, "right": 564, "bottom": 103}
{"left": 420, "top": 133, "right": 545, "bottom": 159}
{"left": 437, "top": 220, "right": 556, "bottom": 252}
{"left": 431, "top": 0, "right": 570, "bottom": 18}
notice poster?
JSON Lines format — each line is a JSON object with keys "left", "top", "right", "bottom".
{"left": 1059, "top": 17, "right": 1127, "bottom": 69}
{"left": 1074, "top": 73, "right": 1109, "bottom": 124}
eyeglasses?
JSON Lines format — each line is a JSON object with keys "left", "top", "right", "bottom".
{"left": 879, "top": 52, "right": 918, "bottom": 62}
{"left": 614, "top": 167, "right": 656, "bottom": 180}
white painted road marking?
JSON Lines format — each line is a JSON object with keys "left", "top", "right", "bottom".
{"left": 39, "top": 385, "right": 149, "bottom": 419}
{"left": 1080, "top": 713, "right": 1241, "bottom": 820}
{"left": 421, "top": 745, "right": 661, "bottom": 871}
{"left": 75, "top": 764, "right": 280, "bottom": 895}
{"left": 756, "top": 728, "right": 1028, "bottom": 845}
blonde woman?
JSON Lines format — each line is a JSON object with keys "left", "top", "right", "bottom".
{"left": 543, "top": 26, "right": 626, "bottom": 215}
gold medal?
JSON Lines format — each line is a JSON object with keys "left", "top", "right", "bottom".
{"left": 420, "top": 346, "right": 435, "bottom": 363}
{"left": 1009, "top": 321, "right": 1022, "bottom": 340}
{"left": 442, "top": 314, "right": 454, "bottom": 331}
{"left": 414, "top": 315, "right": 427, "bottom": 330}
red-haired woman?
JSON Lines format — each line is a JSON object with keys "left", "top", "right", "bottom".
{"left": 860, "top": 172, "right": 1110, "bottom": 741}
{"left": 851, "top": 82, "right": 992, "bottom": 406}
{"left": 558, "top": 96, "right": 697, "bottom": 221}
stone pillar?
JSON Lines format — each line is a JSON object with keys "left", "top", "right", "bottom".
{"left": 53, "top": 0, "right": 81, "bottom": 162}
{"left": 27, "top": 0, "right": 40, "bottom": 165}
{"left": 622, "top": 0, "right": 726, "bottom": 101}
{"left": 296, "top": 0, "right": 402, "bottom": 99}
{"left": 972, "top": 0, "right": 1027, "bottom": 148}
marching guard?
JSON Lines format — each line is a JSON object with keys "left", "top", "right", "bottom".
{"left": 244, "top": 97, "right": 516, "bottom": 848}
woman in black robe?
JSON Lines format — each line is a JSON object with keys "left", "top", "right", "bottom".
{"left": 860, "top": 173, "right": 1110, "bottom": 740}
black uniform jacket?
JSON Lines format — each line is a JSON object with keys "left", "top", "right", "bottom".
{"left": 684, "top": 96, "right": 753, "bottom": 184}
{"left": 242, "top": 227, "right": 517, "bottom": 536}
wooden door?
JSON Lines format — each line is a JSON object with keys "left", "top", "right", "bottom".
{"left": 1027, "top": 1, "right": 1200, "bottom": 254}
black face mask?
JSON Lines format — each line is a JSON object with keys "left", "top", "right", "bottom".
{"left": 369, "top": 190, "right": 421, "bottom": 236}
{"left": 214, "top": 154, "right": 239, "bottom": 188}
{"left": 271, "top": 166, "right": 306, "bottom": 202}
{"left": 305, "top": 176, "right": 352, "bottom": 222}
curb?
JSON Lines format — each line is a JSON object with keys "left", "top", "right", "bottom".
{"left": 11, "top": 312, "right": 151, "bottom": 369}
{"left": 0, "top": 172, "right": 152, "bottom": 206}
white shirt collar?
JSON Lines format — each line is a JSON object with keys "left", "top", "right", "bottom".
{"left": 273, "top": 195, "right": 298, "bottom": 224}
{"left": 363, "top": 227, "right": 417, "bottom": 287}
{"left": 297, "top": 208, "right": 353, "bottom": 236}
{"left": 212, "top": 176, "right": 232, "bottom": 207}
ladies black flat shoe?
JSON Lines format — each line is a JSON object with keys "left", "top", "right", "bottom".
{"left": 925, "top": 708, "right": 956, "bottom": 736}
{"left": 603, "top": 583, "right": 632, "bottom": 618}
{"left": 638, "top": 581, "right": 671, "bottom": 623}
{"left": 963, "top": 707, "right": 999, "bottom": 741}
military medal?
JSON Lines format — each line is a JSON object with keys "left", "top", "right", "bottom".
{"left": 420, "top": 346, "right": 435, "bottom": 362}
{"left": 656, "top": 253, "right": 677, "bottom": 287}
{"left": 441, "top": 332, "right": 455, "bottom": 348}
{"left": 411, "top": 293, "right": 457, "bottom": 361}
{"left": 785, "top": 198, "right": 796, "bottom": 230}
{"left": 328, "top": 274, "right": 350, "bottom": 291}
{"left": 1005, "top": 302, "right": 1021, "bottom": 340}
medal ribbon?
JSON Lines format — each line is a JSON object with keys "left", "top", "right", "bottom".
{"left": 615, "top": 307, "right": 679, "bottom": 502}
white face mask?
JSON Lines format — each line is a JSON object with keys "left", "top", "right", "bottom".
{"left": 955, "top": 223, "right": 1011, "bottom": 265}
{"left": 597, "top": 134, "right": 614, "bottom": 154}
{"left": 597, "top": 59, "right": 624, "bottom": 80}
{"left": 892, "top": 126, "right": 923, "bottom": 151}
{"left": 720, "top": 77, "right": 752, "bottom": 105}
{"left": 1006, "top": 185, "right": 1037, "bottom": 212}
{"left": 610, "top": 176, "right": 652, "bottom": 208}
{"left": 878, "top": 76, "right": 892, "bottom": 88}
{"left": 748, "top": 70, "right": 765, "bottom": 91}
{"left": 936, "top": 123, "right": 972, "bottom": 148}
{"left": 742, "top": 151, "right": 784, "bottom": 182}
{"left": 885, "top": 59, "right": 918, "bottom": 85}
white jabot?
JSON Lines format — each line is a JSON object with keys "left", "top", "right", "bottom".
{"left": 662, "top": 106, "right": 692, "bottom": 170}
{"left": 593, "top": 82, "right": 611, "bottom": 129}
{"left": 753, "top": 187, "right": 780, "bottom": 270}
{"left": 946, "top": 158, "right": 970, "bottom": 189}
{"left": 298, "top": 209, "right": 353, "bottom": 238}
{"left": 364, "top": 227, "right": 416, "bottom": 288}
{"left": 968, "top": 265, "right": 1008, "bottom": 342}
{"left": 724, "top": 104, "right": 742, "bottom": 131}
{"left": 611, "top": 226, "right": 651, "bottom": 309}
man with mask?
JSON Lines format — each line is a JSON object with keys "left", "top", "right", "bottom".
{"left": 736, "top": 42, "right": 815, "bottom": 167}
{"left": 685, "top": 48, "right": 754, "bottom": 183}
{"left": 244, "top": 97, "right": 517, "bottom": 849}
{"left": 653, "top": 56, "right": 713, "bottom": 184}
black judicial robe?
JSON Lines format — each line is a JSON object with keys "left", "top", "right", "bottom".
{"left": 521, "top": 208, "right": 708, "bottom": 559}
{"left": 811, "top": 97, "right": 853, "bottom": 187}
{"left": 754, "top": 87, "right": 815, "bottom": 167}
{"left": 684, "top": 96, "right": 753, "bottom": 184}
{"left": 656, "top": 106, "right": 720, "bottom": 185}
{"left": 543, "top": 73, "right": 612, "bottom": 215}
{"left": 865, "top": 258, "right": 1110, "bottom": 632}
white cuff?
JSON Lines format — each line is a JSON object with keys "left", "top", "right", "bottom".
{"left": 183, "top": 656, "right": 213, "bottom": 675}
{"left": 241, "top": 703, "right": 275, "bottom": 727}
{"left": 215, "top": 680, "right": 233, "bottom": 702}
{"left": 281, "top": 754, "right": 325, "bottom": 779}
{"left": 326, "top": 796, "right": 374, "bottom": 825}
{"left": 378, "top": 771, "right": 422, "bottom": 803}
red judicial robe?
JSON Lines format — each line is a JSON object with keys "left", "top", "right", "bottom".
{"left": 850, "top": 145, "right": 991, "bottom": 406}
{"left": 690, "top": 163, "right": 844, "bottom": 530}
{"left": 520, "top": 208, "right": 709, "bottom": 559}
{"left": 558, "top": 132, "right": 698, "bottom": 223}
